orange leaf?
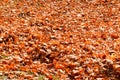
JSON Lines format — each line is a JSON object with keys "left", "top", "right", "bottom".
{"left": 0, "top": 67, "right": 3, "bottom": 70}
{"left": 55, "top": 63, "right": 64, "bottom": 69}
{"left": 20, "top": 66, "right": 29, "bottom": 71}
{"left": 31, "top": 69, "right": 37, "bottom": 73}
{"left": 24, "top": 75, "right": 33, "bottom": 79}
{"left": 19, "top": 43, "right": 25, "bottom": 49}
{"left": 49, "top": 40, "right": 60, "bottom": 45}
{"left": 3, "top": 0, "right": 9, "bottom": 3}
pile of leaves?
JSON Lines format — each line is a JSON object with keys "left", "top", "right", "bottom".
{"left": 0, "top": 0, "right": 120, "bottom": 79}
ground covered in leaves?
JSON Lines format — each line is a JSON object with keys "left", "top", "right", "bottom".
{"left": 0, "top": 0, "right": 120, "bottom": 80}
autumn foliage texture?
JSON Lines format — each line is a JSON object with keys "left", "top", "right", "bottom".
{"left": 0, "top": 0, "right": 120, "bottom": 80}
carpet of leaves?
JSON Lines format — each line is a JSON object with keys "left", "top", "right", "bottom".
{"left": 0, "top": 0, "right": 120, "bottom": 80}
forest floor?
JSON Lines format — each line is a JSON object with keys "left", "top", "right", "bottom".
{"left": 0, "top": 0, "right": 120, "bottom": 80}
